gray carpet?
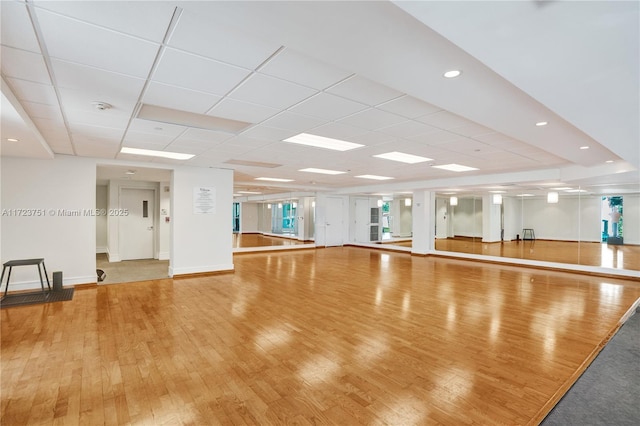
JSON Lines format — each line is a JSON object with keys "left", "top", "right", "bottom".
{"left": 0, "top": 288, "right": 74, "bottom": 309}
{"left": 541, "top": 307, "right": 640, "bottom": 425}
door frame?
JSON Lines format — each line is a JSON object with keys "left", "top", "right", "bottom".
{"left": 119, "top": 186, "right": 159, "bottom": 260}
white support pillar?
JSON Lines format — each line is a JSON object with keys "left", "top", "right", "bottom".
{"left": 482, "top": 194, "right": 503, "bottom": 243}
{"left": 411, "top": 190, "right": 436, "bottom": 255}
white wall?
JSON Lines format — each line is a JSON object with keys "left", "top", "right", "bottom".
{"left": 170, "top": 166, "right": 233, "bottom": 276}
{"left": 503, "top": 196, "right": 522, "bottom": 241}
{"left": 1, "top": 156, "right": 97, "bottom": 289}
{"left": 621, "top": 194, "right": 639, "bottom": 245}
{"left": 241, "top": 202, "right": 259, "bottom": 233}
{"left": 452, "top": 197, "right": 483, "bottom": 238}
{"left": 159, "top": 181, "right": 170, "bottom": 260}
{"left": 96, "top": 185, "right": 108, "bottom": 252}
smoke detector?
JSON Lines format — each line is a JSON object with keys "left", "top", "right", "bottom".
{"left": 92, "top": 101, "right": 112, "bottom": 111}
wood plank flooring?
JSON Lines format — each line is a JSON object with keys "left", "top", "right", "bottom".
{"left": 2, "top": 247, "right": 639, "bottom": 425}
{"left": 434, "top": 238, "right": 640, "bottom": 271}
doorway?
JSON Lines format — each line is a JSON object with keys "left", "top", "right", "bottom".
{"left": 325, "top": 197, "right": 344, "bottom": 246}
{"left": 120, "top": 188, "right": 156, "bottom": 260}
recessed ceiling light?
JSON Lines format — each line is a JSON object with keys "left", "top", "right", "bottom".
{"left": 579, "top": 146, "right": 589, "bottom": 150}
{"left": 535, "top": 121, "right": 548, "bottom": 127}
{"left": 355, "top": 175, "right": 394, "bottom": 180}
{"left": 488, "top": 190, "right": 506, "bottom": 193}
{"left": 517, "top": 194, "right": 534, "bottom": 197}
{"left": 566, "top": 189, "right": 587, "bottom": 193}
{"left": 125, "top": 170, "right": 136, "bottom": 175}
{"left": 283, "top": 133, "right": 363, "bottom": 151}
{"left": 605, "top": 160, "right": 614, "bottom": 163}
{"left": 120, "top": 147, "right": 194, "bottom": 160}
{"left": 255, "top": 177, "right": 294, "bottom": 182}
{"left": 373, "top": 151, "right": 433, "bottom": 164}
{"left": 299, "top": 168, "right": 346, "bottom": 175}
{"left": 443, "top": 70, "right": 462, "bottom": 78}
{"left": 552, "top": 187, "right": 572, "bottom": 191}
{"left": 7, "top": 138, "right": 19, "bottom": 142}
{"left": 432, "top": 163, "right": 478, "bottom": 172}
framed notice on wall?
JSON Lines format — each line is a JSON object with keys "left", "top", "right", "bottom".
{"left": 193, "top": 187, "right": 216, "bottom": 214}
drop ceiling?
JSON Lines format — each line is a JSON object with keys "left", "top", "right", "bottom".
{"left": 1, "top": 1, "right": 638, "bottom": 198}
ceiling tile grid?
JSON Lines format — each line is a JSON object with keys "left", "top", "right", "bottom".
{"left": 1, "top": 1, "right": 635, "bottom": 196}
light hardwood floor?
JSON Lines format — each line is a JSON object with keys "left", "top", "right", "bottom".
{"left": 2, "top": 247, "right": 639, "bottom": 425}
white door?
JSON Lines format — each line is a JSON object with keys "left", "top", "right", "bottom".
{"left": 325, "top": 197, "right": 344, "bottom": 247}
{"left": 121, "top": 188, "right": 155, "bottom": 260}
{"left": 355, "top": 198, "right": 370, "bottom": 243}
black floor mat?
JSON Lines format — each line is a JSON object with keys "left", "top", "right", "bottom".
{"left": 0, "top": 288, "right": 74, "bottom": 309}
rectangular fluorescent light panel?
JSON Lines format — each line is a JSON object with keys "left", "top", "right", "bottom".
{"left": 373, "top": 151, "right": 432, "bottom": 164}
{"left": 283, "top": 133, "right": 364, "bottom": 151}
{"left": 432, "top": 163, "right": 478, "bottom": 172}
{"left": 120, "top": 147, "right": 194, "bottom": 160}
{"left": 255, "top": 177, "right": 294, "bottom": 182}
{"left": 355, "top": 175, "right": 394, "bottom": 180}
{"left": 299, "top": 168, "right": 346, "bottom": 175}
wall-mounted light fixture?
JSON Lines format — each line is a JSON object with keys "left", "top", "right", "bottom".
{"left": 405, "top": 198, "right": 412, "bottom": 207}
{"left": 377, "top": 199, "right": 383, "bottom": 207}
{"left": 547, "top": 192, "right": 559, "bottom": 203}
{"left": 267, "top": 204, "right": 271, "bottom": 209}
{"left": 450, "top": 196, "right": 458, "bottom": 206}
{"left": 492, "top": 194, "right": 503, "bottom": 205}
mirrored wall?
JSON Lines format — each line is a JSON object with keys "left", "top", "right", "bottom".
{"left": 232, "top": 195, "right": 316, "bottom": 249}
{"left": 432, "top": 190, "right": 639, "bottom": 271}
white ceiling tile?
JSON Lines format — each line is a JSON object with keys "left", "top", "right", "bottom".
{"left": 259, "top": 47, "right": 353, "bottom": 90}
{"left": 336, "top": 108, "right": 406, "bottom": 131}
{"left": 407, "top": 130, "right": 462, "bottom": 145}
{"left": 35, "top": 8, "right": 160, "bottom": 78}
{"left": 143, "top": 82, "right": 222, "bottom": 114}
{"left": 416, "top": 110, "right": 477, "bottom": 130}
{"left": 153, "top": 48, "right": 251, "bottom": 95}
{"left": 128, "top": 118, "right": 187, "bottom": 138}
{"left": 308, "top": 122, "right": 368, "bottom": 141}
{"left": 65, "top": 107, "right": 130, "bottom": 130}
{"left": 348, "top": 131, "right": 396, "bottom": 146}
{"left": 166, "top": 138, "right": 222, "bottom": 150}
{"left": 261, "top": 111, "right": 325, "bottom": 132}
{"left": 1, "top": 1, "right": 41, "bottom": 52}
{"left": 208, "top": 98, "right": 279, "bottom": 124}
{"left": 6, "top": 78, "right": 58, "bottom": 105}
{"left": 326, "top": 75, "right": 404, "bottom": 106}
{"left": 179, "top": 128, "right": 235, "bottom": 144}
{"left": 22, "top": 101, "right": 63, "bottom": 121}
{"left": 288, "top": 93, "right": 367, "bottom": 121}
{"left": 240, "top": 125, "right": 296, "bottom": 142}
{"left": 449, "top": 123, "right": 495, "bottom": 137}
{"left": 206, "top": 136, "right": 273, "bottom": 154}
{"left": 168, "top": 9, "right": 281, "bottom": 69}
{"left": 377, "top": 120, "right": 440, "bottom": 139}
{"left": 123, "top": 131, "right": 176, "bottom": 147}
{"left": 377, "top": 95, "right": 443, "bottom": 118}
{"left": 1, "top": 47, "right": 51, "bottom": 84}
{"left": 33, "top": 1, "right": 176, "bottom": 42}
{"left": 46, "top": 139, "right": 74, "bottom": 155}
{"left": 437, "top": 138, "right": 494, "bottom": 154}
{"left": 53, "top": 60, "right": 145, "bottom": 111}
{"left": 70, "top": 123, "right": 124, "bottom": 144}
{"left": 163, "top": 143, "right": 210, "bottom": 156}
{"left": 120, "top": 139, "right": 169, "bottom": 151}
{"left": 229, "top": 73, "right": 317, "bottom": 110}
{"left": 75, "top": 143, "right": 120, "bottom": 158}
